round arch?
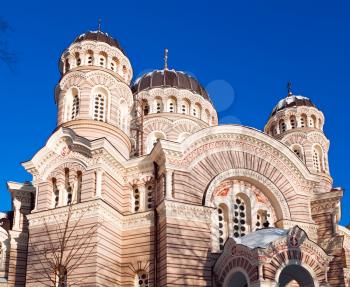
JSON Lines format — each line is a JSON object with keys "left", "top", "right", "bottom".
{"left": 222, "top": 267, "right": 250, "bottom": 287}
{"left": 276, "top": 262, "right": 317, "bottom": 287}
{"left": 204, "top": 168, "right": 291, "bottom": 220}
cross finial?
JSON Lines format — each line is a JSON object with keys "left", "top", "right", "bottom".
{"left": 287, "top": 82, "right": 292, "bottom": 95}
{"left": 164, "top": 48, "right": 168, "bottom": 70}
{"left": 98, "top": 18, "right": 102, "bottom": 32}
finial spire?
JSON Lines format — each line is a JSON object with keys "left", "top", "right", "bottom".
{"left": 287, "top": 82, "right": 292, "bottom": 96}
{"left": 164, "top": 48, "right": 168, "bottom": 70}
{"left": 98, "top": 18, "right": 102, "bottom": 32}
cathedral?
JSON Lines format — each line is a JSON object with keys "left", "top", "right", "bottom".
{"left": 0, "top": 28, "right": 349, "bottom": 287}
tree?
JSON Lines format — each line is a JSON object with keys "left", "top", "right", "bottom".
{"left": 0, "top": 18, "right": 16, "bottom": 68}
{"left": 28, "top": 204, "right": 100, "bottom": 286}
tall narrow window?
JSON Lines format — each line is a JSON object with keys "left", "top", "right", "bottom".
{"left": 99, "top": 52, "right": 107, "bottom": 67}
{"left": 71, "top": 94, "right": 79, "bottom": 120}
{"left": 180, "top": 100, "right": 189, "bottom": 115}
{"left": 256, "top": 210, "right": 269, "bottom": 230}
{"left": 193, "top": 103, "right": 201, "bottom": 119}
{"left": 313, "top": 146, "right": 323, "bottom": 172}
{"left": 146, "top": 184, "right": 153, "bottom": 210}
{"left": 154, "top": 99, "right": 163, "bottom": 113}
{"left": 143, "top": 100, "right": 149, "bottom": 115}
{"left": 232, "top": 197, "right": 247, "bottom": 238}
{"left": 134, "top": 188, "right": 140, "bottom": 212}
{"left": 86, "top": 51, "right": 93, "bottom": 65}
{"left": 168, "top": 99, "right": 176, "bottom": 113}
{"left": 218, "top": 205, "right": 228, "bottom": 250}
{"left": 93, "top": 94, "right": 106, "bottom": 122}
{"left": 52, "top": 178, "right": 59, "bottom": 208}
{"left": 65, "top": 168, "right": 72, "bottom": 205}
{"left": 300, "top": 114, "right": 307, "bottom": 128}
{"left": 292, "top": 145, "right": 303, "bottom": 160}
{"left": 279, "top": 120, "right": 286, "bottom": 133}
{"left": 290, "top": 116, "right": 297, "bottom": 129}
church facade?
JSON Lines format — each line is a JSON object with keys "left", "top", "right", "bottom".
{"left": 0, "top": 29, "right": 350, "bottom": 287}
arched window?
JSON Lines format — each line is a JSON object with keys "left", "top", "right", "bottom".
{"left": 64, "top": 58, "right": 70, "bottom": 73}
{"left": 99, "top": 52, "right": 107, "bottom": 67}
{"left": 192, "top": 103, "right": 201, "bottom": 118}
{"left": 255, "top": 210, "right": 269, "bottom": 230}
{"left": 64, "top": 87, "right": 80, "bottom": 121}
{"left": 318, "top": 118, "right": 322, "bottom": 130}
{"left": 133, "top": 188, "right": 140, "bottom": 212}
{"left": 292, "top": 145, "right": 304, "bottom": 160}
{"left": 217, "top": 204, "right": 229, "bottom": 250}
{"left": 154, "top": 98, "right": 163, "bottom": 113}
{"left": 180, "top": 100, "right": 190, "bottom": 115}
{"left": 71, "top": 94, "right": 79, "bottom": 120}
{"left": 111, "top": 57, "right": 119, "bottom": 72}
{"left": 146, "top": 131, "right": 166, "bottom": 153}
{"left": 75, "top": 52, "right": 81, "bottom": 66}
{"left": 52, "top": 178, "right": 59, "bottom": 208}
{"left": 309, "top": 115, "right": 316, "bottom": 127}
{"left": 86, "top": 50, "right": 93, "bottom": 65}
{"left": 143, "top": 100, "right": 149, "bottom": 116}
{"left": 167, "top": 98, "right": 176, "bottom": 113}
{"left": 300, "top": 114, "right": 307, "bottom": 128}
{"left": 290, "top": 115, "right": 297, "bottom": 129}
{"left": 135, "top": 271, "right": 148, "bottom": 287}
{"left": 65, "top": 168, "right": 72, "bottom": 205}
{"left": 232, "top": 196, "right": 247, "bottom": 238}
{"left": 93, "top": 94, "right": 106, "bottom": 121}
{"left": 146, "top": 183, "right": 153, "bottom": 210}
{"left": 270, "top": 123, "right": 277, "bottom": 136}
{"left": 279, "top": 119, "right": 286, "bottom": 133}
{"left": 313, "top": 145, "right": 323, "bottom": 173}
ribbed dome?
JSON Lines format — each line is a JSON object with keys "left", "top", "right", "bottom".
{"left": 132, "top": 69, "right": 211, "bottom": 102}
{"left": 73, "top": 31, "right": 125, "bottom": 55}
{"left": 271, "top": 93, "right": 315, "bottom": 116}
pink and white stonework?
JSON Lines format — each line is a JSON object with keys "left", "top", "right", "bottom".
{"left": 0, "top": 30, "right": 349, "bottom": 287}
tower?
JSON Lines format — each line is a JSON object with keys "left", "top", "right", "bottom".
{"left": 56, "top": 29, "right": 134, "bottom": 158}
{"left": 264, "top": 87, "right": 330, "bottom": 176}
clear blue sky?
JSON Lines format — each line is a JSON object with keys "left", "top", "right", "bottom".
{"left": 1, "top": 1, "right": 349, "bottom": 224}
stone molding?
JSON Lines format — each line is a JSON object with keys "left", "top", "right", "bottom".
{"left": 157, "top": 200, "right": 213, "bottom": 223}
{"left": 27, "top": 199, "right": 153, "bottom": 231}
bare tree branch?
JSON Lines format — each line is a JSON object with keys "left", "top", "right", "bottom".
{"left": 28, "top": 204, "right": 100, "bottom": 286}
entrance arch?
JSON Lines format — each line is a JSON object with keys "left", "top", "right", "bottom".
{"left": 227, "top": 271, "right": 248, "bottom": 287}
{"left": 222, "top": 268, "right": 250, "bottom": 287}
{"left": 278, "top": 264, "right": 315, "bottom": 287}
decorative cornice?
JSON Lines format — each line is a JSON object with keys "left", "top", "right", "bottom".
{"left": 27, "top": 199, "right": 153, "bottom": 231}
{"left": 157, "top": 200, "right": 214, "bottom": 223}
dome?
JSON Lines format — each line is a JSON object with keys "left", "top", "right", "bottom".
{"left": 132, "top": 69, "right": 211, "bottom": 102}
{"left": 271, "top": 93, "right": 315, "bottom": 116}
{"left": 73, "top": 31, "right": 125, "bottom": 55}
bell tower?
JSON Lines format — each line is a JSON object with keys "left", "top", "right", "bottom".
{"left": 55, "top": 27, "right": 134, "bottom": 158}
{"left": 265, "top": 84, "right": 330, "bottom": 175}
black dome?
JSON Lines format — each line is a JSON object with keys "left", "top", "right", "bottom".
{"left": 73, "top": 31, "right": 125, "bottom": 55}
{"left": 271, "top": 94, "right": 315, "bottom": 116}
{"left": 132, "top": 69, "right": 211, "bottom": 102}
